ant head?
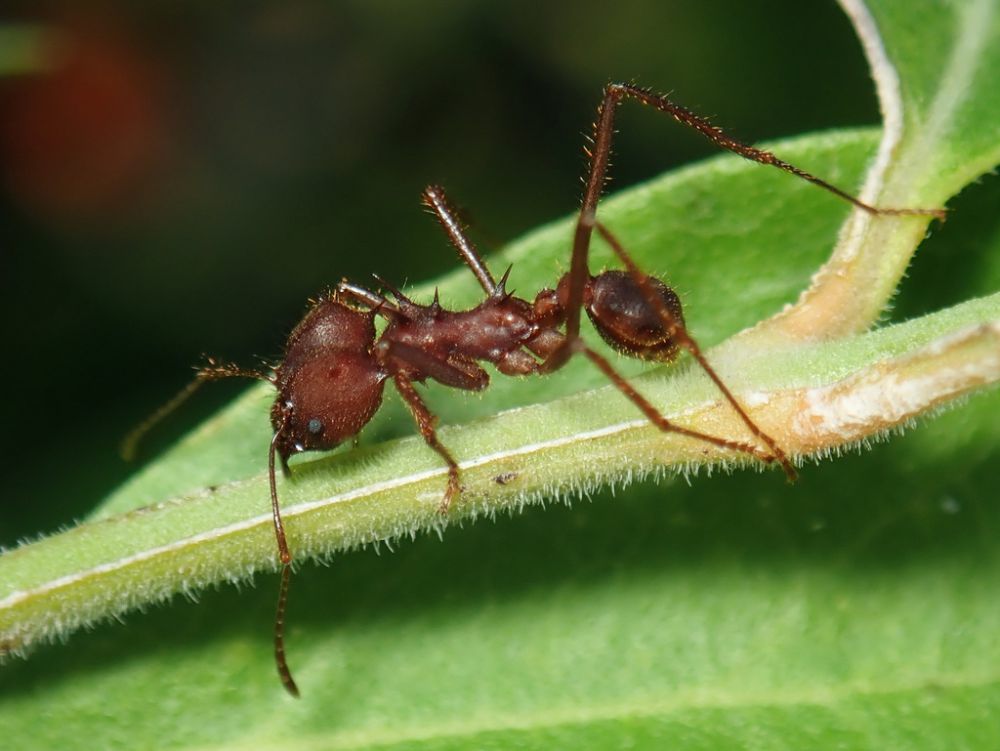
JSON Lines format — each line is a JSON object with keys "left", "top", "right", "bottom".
{"left": 271, "top": 297, "right": 386, "bottom": 462}
{"left": 271, "top": 351, "right": 386, "bottom": 459}
{"left": 580, "top": 270, "right": 686, "bottom": 362}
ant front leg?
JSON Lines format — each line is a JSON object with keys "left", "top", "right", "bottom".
{"left": 392, "top": 373, "right": 462, "bottom": 514}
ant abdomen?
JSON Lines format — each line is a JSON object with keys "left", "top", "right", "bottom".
{"left": 582, "top": 269, "right": 685, "bottom": 362}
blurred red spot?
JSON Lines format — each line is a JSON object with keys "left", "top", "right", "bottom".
{"left": 1, "top": 26, "right": 168, "bottom": 221}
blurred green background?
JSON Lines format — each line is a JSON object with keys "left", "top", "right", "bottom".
{"left": 0, "top": 1, "right": 898, "bottom": 545}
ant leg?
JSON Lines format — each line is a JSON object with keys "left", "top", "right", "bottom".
{"left": 388, "top": 341, "right": 489, "bottom": 391}
{"left": 595, "top": 220, "right": 797, "bottom": 480}
{"left": 542, "top": 83, "right": 627, "bottom": 369}
{"left": 580, "top": 344, "right": 774, "bottom": 464}
{"left": 421, "top": 185, "right": 499, "bottom": 296}
{"left": 596, "top": 83, "right": 946, "bottom": 220}
{"left": 392, "top": 373, "right": 462, "bottom": 513}
{"left": 546, "top": 82, "right": 946, "bottom": 373}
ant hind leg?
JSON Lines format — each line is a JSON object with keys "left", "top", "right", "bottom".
{"left": 579, "top": 344, "right": 776, "bottom": 466}
{"left": 593, "top": 220, "right": 797, "bottom": 480}
{"left": 545, "top": 81, "right": 944, "bottom": 376}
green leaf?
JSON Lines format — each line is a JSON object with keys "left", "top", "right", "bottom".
{"left": 2, "top": 382, "right": 999, "bottom": 750}
{"left": 876, "top": 0, "right": 1000, "bottom": 194}
{"left": 749, "top": 0, "right": 1000, "bottom": 341}
{"left": 2, "top": 0, "right": 1000, "bottom": 748}
{"left": 0, "top": 24, "right": 50, "bottom": 76}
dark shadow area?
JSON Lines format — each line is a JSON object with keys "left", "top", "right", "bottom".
{"left": 892, "top": 173, "right": 1000, "bottom": 322}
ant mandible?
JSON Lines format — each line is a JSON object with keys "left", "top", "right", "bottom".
{"left": 126, "top": 83, "right": 944, "bottom": 696}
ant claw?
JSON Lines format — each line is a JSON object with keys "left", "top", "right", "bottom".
{"left": 436, "top": 473, "right": 463, "bottom": 515}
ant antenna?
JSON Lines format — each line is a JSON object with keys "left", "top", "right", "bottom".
{"left": 121, "top": 377, "right": 206, "bottom": 462}
{"left": 120, "top": 359, "right": 272, "bottom": 461}
{"left": 268, "top": 414, "right": 299, "bottom": 697}
{"left": 122, "top": 357, "right": 298, "bottom": 692}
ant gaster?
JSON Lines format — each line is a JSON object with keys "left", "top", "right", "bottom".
{"left": 126, "top": 83, "right": 944, "bottom": 697}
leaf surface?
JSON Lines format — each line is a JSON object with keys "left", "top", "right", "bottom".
{"left": 1, "top": 1, "right": 999, "bottom": 748}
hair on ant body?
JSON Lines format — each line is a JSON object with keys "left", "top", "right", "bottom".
{"left": 126, "top": 82, "right": 944, "bottom": 697}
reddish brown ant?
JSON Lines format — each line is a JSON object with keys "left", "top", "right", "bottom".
{"left": 126, "top": 83, "right": 944, "bottom": 697}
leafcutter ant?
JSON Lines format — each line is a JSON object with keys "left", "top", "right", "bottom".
{"left": 125, "top": 83, "right": 944, "bottom": 696}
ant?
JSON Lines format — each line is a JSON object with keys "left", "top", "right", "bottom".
{"left": 125, "top": 83, "right": 944, "bottom": 697}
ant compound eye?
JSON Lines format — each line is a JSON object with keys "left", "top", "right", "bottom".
{"left": 280, "top": 352, "right": 386, "bottom": 451}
